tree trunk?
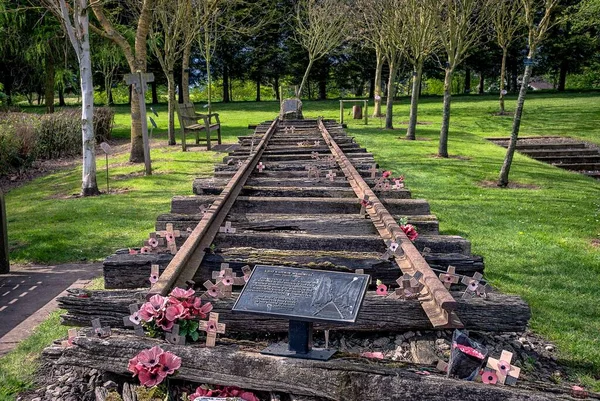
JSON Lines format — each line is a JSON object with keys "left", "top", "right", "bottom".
{"left": 438, "top": 68, "right": 454, "bottom": 158}
{"left": 167, "top": 73, "right": 176, "bottom": 145}
{"left": 558, "top": 61, "right": 567, "bottom": 91}
{"left": 182, "top": 40, "right": 192, "bottom": 103}
{"left": 373, "top": 47, "right": 384, "bottom": 117}
{"left": 464, "top": 67, "right": 471, "bottom": 94}
{"left": 406, "top": 62, "right": 423, "bottom": 140}
{"left": 104, "top": 73, "right": 111, "bottom": 106}
{"left": 45, "top": 53, "right": 55, "bottom": 113}
{"left": 108, "top": 89, "right": 114, "bottom": 105}
{"left": 77, "top": 1, "right": 99, "bottom": 196}
{"left": 498, "top": 63, "right": 534, "bottom": 187}
{"left": 298, "top": 58, "right": 314, "bottom": 99}
{"left": 478, "top": 72, "right": 484, "bottom": 95}
{"left": 129, "top": 91, "right": 145, "bottom": 162}
{"left": 58, "top": 87, "right": 66, "bottom": 106}
{"left": 206, "top": 53, "right": 212, "bottom": 115}
{"left": 256, "top": 76, "right": 261, "bottom": 102}
{"left": 384, "top": 61, "right": 398, "bottom": 130}
{"left": 151, "top": 81, "right": 158, "bottom": 104}
{"left": 274, "top": 76, "right": 280, "bottom": 101}
{"left": 318, "top": 80, "right": 326, "bottom": 100}
{"left": 223, "top": 64, "right": 230, "bottom": 103}
{"left": 499, "top": 47, "right": 508, "bottom": 114}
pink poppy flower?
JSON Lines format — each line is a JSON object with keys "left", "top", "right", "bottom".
{"left": 127, "top": 356, "right": 142, "bottom": 377}
{"left": 138, "top": 303, "right": 158, "bottom": 322}
{"left": 166, "top": 233, "right": 174, "bottom": 242}
{"left": 361, "top": 351, "right": 385, "bottom": 359}
{"left": 401, "top": 224, "right": 418, "bottom": 241}
{"left": 156, "top": 317, "right": 174, "bottom": 331}
{"left": 190, "top": 387, "right": 214, "bottom": 398}
{"left": 140, "top": 246, "right": 152, "bottom": 254}
{"left": 158, "top": 351, "right": 181, "bottom": 376}
{"left": 138, "top": 366, "right": 165, "bottom": 387}
{"left": 192, "top": 298, "right": 213, "bottom": 318}
{"left": 148, "top": 238, "right": 159, "bottom": 248}
{"left": 376, "top": 284, "right": 388, "bottom": 296}
{"left": 382, "top": 170, "right": 392, "bottom": 178}
{"left": 240, "top": 392, "right": 260, "bottom": 401}
{"left": 129, "top": 248, "right": 138, "bottom": 254}
{"left": 165, "top": 302, "right": 187, "bottom": 322}
{"left": 136, "top": 346, "right": 163, "bottom": 368}
{"left": 482, "top": 370, "right": 498, "bottom": 384}
{"left": 149, "top": 294, "right": 167, "bottom": 310}
{"left": 222, "top": 277, "right": 234, "bottom": 286}
{"left": 170, "top": 287, "right": 195, "bottom": 299}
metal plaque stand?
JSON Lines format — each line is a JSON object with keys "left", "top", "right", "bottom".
{"left": 261, "top": 320, "right": 336, "bottom": 361}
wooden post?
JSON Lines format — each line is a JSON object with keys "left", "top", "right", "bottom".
{"left": 0, "top": 190, "right": 8, "bottom": 274}
{"left": 339, "top": 100, "right": 344, "bottom": 124}
{"left": 364, "top": 100, "right": 368, "bottom": 125}
{"left": 124, "top": 72, "right": 154, "bottom": 176}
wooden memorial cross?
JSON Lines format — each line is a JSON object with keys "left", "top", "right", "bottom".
{"left": 157, "top": 223, "right": 181, "bottom": 254}
{"left": 306, "top": 165, "right": 320, "bottom": 180}
{"left": 212, "top": 263, "right": 245, "bottom": 296}
{"left": 149, "top": 264, "right": 160, "bottom": 285}
{"left": 199, "top": 204, "right": 210, "bottom": 215}
{"left": 123, "top": 304, "right": 145, "bottom": 337}
{"left": 393, "top": 176, "right": 405, "bottom": 190}
{"left": 359, "top": 195, "right": 373, "bottom": 217}
{"left": 199, "top": 312, "right": 226, "bottom": 347}
{"left": 124, "top": 72, "right": 154, "bottom": 176}
{"left": 144, "top": 233, "right": 164, "bottom": 252}
{"left": 257, "top": 162, "right": 265, "bottom": 172}
{"left": 314, "top": 140, "right": 321, "bottom": 146}
{"left": 327, "top": 155, "right": 337, "bottom": 168}
{"left": 461, "top": 272, "right": 489, "bottom": 299}
{"left": 326, "top": 170, "right": 336, "bottom": 181}
{"left": 439, "top": 265, "right": 460, "bottom": 289}
{"left": 165, "top": 324, "right": 186, "bottom": 345}
{"left": 89, "top": 318, "right": 111, "bottom": 338}
{"left": 368, "top": 164, "right": 378, "bottom": 179}
{"left": 219, "top": 221, "right": 236, "bottom": 234}
{"left": 486, "top": 350, "right": 521, "bottom": 385}
{"left": 393, "top": 272, "right": 424, "bottom": 300}
{"left": 61, "top": 328, "right": 78, "bottom": 347}
{"left": 381, "top": 239, "right": 402, "bottom": 260}
{"left": 311, "top": 151, "right": 320, "bottom": 160}
{"left": 202, "top": 279, "right": 227, "bottom": 299}
{"left": 241, "top": 265, "right": 252, "bottom": 282}
{"left": 237, "top": 160, "right": 244, "bottom": 168}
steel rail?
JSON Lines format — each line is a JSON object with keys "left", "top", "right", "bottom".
{"left": 318, "top": 119, "right": 462, "bottom": 328}
{"left": 147, "top": 119, "right": 279, "bottom": 298}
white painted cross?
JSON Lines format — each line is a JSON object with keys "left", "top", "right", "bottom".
{"left": 257, "top": 162, "right": 265, "bottom": 172}
{"left": 326, "top": 170, "right": 336, "bottom": 182}
{"left": 219, "top": 221, "right": 236, "bottom": 234}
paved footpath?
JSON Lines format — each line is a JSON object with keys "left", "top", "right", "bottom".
{"left": 0, "top": 263, "right": 102, "bottom": 356}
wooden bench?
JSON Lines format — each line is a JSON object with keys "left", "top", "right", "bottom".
{"left": 176, "top": 102, "right": 222, "bottom": 151}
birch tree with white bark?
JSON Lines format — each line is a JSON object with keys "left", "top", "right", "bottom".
{"left": 492, "top": 0, "right": 524, "bottom": 115}
{"left": 431, "top": 0, "right": 491, "bottom": 157}
{"left": 401, "top": 0, "right": 439, "bottom": 140}
{"left": 295, "top": 0, "right": 352, "bottom": 99}
{"left": 42, "top": 0, "right": 99, "bottom": 196}
{"left": 497, "top": 0, "right": 559, "bottom": 186}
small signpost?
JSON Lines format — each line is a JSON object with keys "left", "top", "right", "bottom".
{"left": 124, "top": 71, "right": 154, "bottom": 176}
{"left": 0, "top": 190, "right": 9, "bottom": 274}
{"left": 233, "top": 265, "right": 369, "bottom": 360}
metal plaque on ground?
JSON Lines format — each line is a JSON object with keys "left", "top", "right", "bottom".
{"left": 232, "top": 265, "right": 369, "bottom": 323}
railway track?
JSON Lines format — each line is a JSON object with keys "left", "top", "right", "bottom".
{"left": 61, "top": 117, "right": 529, "bottom": 333}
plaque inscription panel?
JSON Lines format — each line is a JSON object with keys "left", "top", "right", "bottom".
{"left": 232, "top": 265, "right": 369, "bottom": 323}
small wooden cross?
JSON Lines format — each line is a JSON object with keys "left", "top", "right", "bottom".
{"left": 326, "top": 170, "right": 336, "bottom": 181}
{"left": 237, "top": 160, "right": 244, "bottom": 168}
{"left": 359, "top": 195, "right": 373, "bottom": 217}
{"left": 199, "top": 312, "right": 226, "bottom": 347}
{"left": 368, "top": 164, "right": 378, "bottom": 179}
{"left": 257, "top": 162, "right": 265, "bottom": 172}
{"left": 311, "top": 151, "right": 320, "bottom": 160}
{"left": 439, "top": 265, "right": 460, "bottom": 289}
{"left": 202, "top": 279, "right": 227, "bottom": 299}
{"left": 219, "top": 221, "right": 236, "bottom": 234}
{"left": 461, "top": 272, "right": 489, "bottom": 299}
{"left": 149, "top": 264, "right": 160, "bottom": 285}
{"left": 486, "top": 350, "right": 521, "bottom": 385}
{"left": 328, "top": 155, "right": 336, "bottom": 168}
{"left": 381, "top": 239, "right": 402, "bottom": 260}
{"left": 144, "top": 233, "right": 164, "bottom": 251}
{"left": 373, "top": 176, "right": 386, "bottom": 191}
{"left": 212, "top": 263, "right": 245, "bottom": 296}
{"left": 314, "top": 140, "right": 321, "bottom": 146}
{"left": 284, "top": 126, "right": 290, "bottom": 135}
{"left": 89, "top": 318, "right": 111, "bottom": 338}
{"left": 123, "top": 304, "right": 145, "bottom": 337}
{"left": 165, "top": 324, "right": 186, "bottom": 345}
{"left": 241, "top": 265, "right": 252, "bottom": 282}
{"left": 306, "top": 165, "right": 320, "bottom": 180}
{"left": 61, "top": 328, "right": 78, "bottom": 347}
{"left": 393, "top": 272, "right": 424, "bottom": 300}
{"left": 393, "top": 177, "right": 405, "bottom": 190}
{"left": 199, "top": 204, "right": 210, "bottom": 215}
{"left": 140, "top": 246, "right": 152, "bottom": 254}
{"left": 290, "top": 126, "right": 296, "bottom": 134}
{"left": 158, "top": 223, "right": 181, "bottom": 254}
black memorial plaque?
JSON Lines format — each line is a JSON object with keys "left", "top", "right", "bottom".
{"left": 233, "top": 265, "right": 370, "bottom": 360}
{"left": 232, "top": 265, "right": 369, "bottom": 323}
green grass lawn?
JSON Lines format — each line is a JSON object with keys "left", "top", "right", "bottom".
{"left": 2, "top": 92, "right": 599, "bottom": 397}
